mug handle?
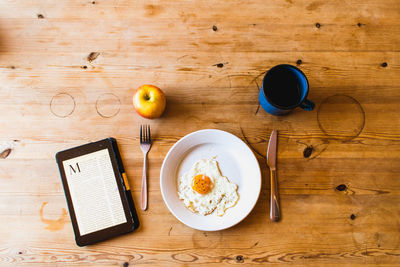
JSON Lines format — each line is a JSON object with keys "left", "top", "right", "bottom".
{"left": 299, "top": 99, "right": 315, "bottom": 111}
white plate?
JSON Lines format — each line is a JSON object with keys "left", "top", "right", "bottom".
{"left": 160, "top": 129, "right": 261, "bottom": 231}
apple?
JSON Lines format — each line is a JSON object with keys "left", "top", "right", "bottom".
{"left": 133, "top": 84, "right": 166, "bottom": 119}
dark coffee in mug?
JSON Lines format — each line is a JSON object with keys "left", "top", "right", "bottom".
{"left": 264, "top": 67, "right": 301, "bottom": 108}
{"left": 259, "top": 64, "right": 314, "bottom": 115}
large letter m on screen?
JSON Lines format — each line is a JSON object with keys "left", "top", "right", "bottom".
{"left": 69, "top": 163, "right": 81, "bottom": 175}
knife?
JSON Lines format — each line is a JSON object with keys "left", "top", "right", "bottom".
{"left": 267, "top": 130, "right": 280, "bottom": 222}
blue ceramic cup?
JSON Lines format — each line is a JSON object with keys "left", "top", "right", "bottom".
{"left": 259, "top": 64, "right": 315, "bottom": 115}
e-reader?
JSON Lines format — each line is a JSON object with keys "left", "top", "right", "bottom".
{"left": 56, "top": 138, "right": 139, "bottom": 246}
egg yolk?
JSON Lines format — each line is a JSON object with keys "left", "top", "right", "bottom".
{"left": 191, "top": 175, "right": 213, "bottom": 194}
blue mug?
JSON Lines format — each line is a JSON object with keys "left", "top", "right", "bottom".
{"left": 259, "top": 64, "right": 315, "bottom": 115}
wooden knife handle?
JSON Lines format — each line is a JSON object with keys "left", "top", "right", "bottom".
{"left": 270, "top": 169, "right": 280, "bottom": 222}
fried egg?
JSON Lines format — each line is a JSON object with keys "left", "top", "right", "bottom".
{"left": 177, "top": 159, "right": 239, "bottom": 216}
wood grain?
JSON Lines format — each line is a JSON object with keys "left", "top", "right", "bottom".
{"left": 1, "top": 0, "right": 400, "bottom": 266}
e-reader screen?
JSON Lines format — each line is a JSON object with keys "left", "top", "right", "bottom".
{"left": 62, "top": 148, "right": 127, "bottom": 235}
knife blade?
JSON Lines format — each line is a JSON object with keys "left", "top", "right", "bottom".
{"left": 267, "top": 130, "right": 277, "bottom": 170}
{"left": 267, "top": 130, "right": 280, "bottom": 222}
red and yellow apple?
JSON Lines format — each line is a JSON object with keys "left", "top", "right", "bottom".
{"left": 133, "top": 84, "right": 166, "bottom": 119}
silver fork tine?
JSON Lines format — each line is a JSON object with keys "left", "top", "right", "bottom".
{"left": 146, "top": 125, "right": 150, "bottom": 143}
{"left": 140, "top": 125, "right": 142, "bottom": 142}
{"left": 148, "top": 125, "right": 151, "bottom": 143}
{"left": 142, "top": 125, "right": 145, "bottom": 142}
{"left": 145, "top": 125, "right": 148, "bottom": 142}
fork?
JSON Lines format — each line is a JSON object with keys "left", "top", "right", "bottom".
{"left": 140, "top": 125, "right": 151, "bottom": 211}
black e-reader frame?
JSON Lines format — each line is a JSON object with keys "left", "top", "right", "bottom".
{"left": 56, "top": 138, "right": 139, "bottom": 246}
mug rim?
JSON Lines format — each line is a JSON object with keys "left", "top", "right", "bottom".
{"left": 261, "top": 64, "right": 309, "bottom": 110}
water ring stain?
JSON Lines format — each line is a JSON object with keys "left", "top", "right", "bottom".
{"left": 95, "top": 93, "right": 121, "bottom": 118}
{"left": 40, "top": 202, "right": 67, "bottom": 231}
{"left": 317, "top": 94, "right": 365, "bottom": 141}
{"left": 50, "top": 93, "right": 76, "bottom": 118}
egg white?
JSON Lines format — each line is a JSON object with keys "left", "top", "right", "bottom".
{"left": 177, "top": 159, "right": 239, "bottom": 216}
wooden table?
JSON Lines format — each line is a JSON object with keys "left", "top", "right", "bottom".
{"left": 1, "top": 0, "right": 399, "bottom": 266}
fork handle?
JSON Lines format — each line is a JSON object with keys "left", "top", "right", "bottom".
{"left": 270, "top": 169, "right": 280, "bottom": 222}
{"left": 141, "top": 153, "right": 148, "bottom": 211}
